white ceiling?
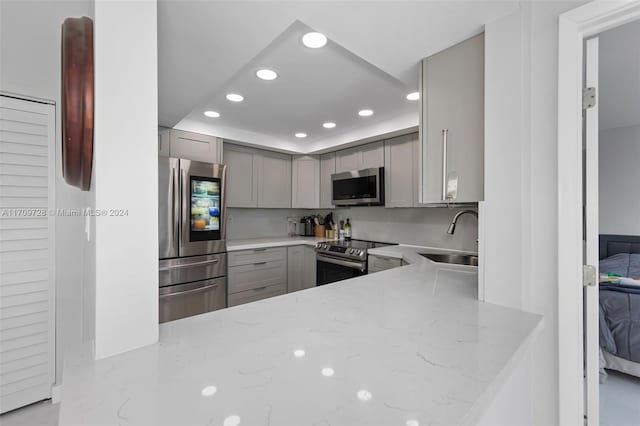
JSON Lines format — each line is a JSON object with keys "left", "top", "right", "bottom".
{"left": 158, "top": 1, "right": 520, "bottom": 153}
{"left": 599, "top": 19, "right": 640, "bottom": 131}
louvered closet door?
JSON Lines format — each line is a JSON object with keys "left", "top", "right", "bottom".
{"left": 0, "top": 95, "right": 55, "bottom": 413}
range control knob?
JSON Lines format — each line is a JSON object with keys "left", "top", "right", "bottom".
{"left": 348, "top": 249, "right": 354, "bottom": 254}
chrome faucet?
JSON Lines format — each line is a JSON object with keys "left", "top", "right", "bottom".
{"left": 447, "top": 210, "right": 478, "bottom": 235}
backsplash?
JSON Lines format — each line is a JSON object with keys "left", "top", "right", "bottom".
{"left": 226, "top": 208, "right": 309, "bottom": 240}
{"left": 226, "top": 206, "right": 478, "bottom": 252}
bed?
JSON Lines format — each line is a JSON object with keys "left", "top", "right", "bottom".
{"left": 598, "top": 234, "right": 640, "bottom": 379}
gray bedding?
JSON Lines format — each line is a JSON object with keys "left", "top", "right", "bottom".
{"left": 599, "top": 253, "right": 640, "bottom": 363}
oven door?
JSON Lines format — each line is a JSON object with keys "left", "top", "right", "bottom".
{"left": 316, "top": 254, "right": 367, "bottom": 285}
{"left": 179, "top": 159, "right": 227, "bottom": 257}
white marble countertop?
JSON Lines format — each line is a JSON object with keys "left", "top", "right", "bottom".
{"left": 59, "top": 242, "right": 541, "bottom": 426}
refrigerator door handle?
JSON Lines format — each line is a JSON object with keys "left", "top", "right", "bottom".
{"left": 171, "top": 166, "right": 178, "bottom": 248}
{"left": 159, "top": 282, "right": 219, "bottom": 299}
{"left": 159, "top": 258, "right": 220, "bottom": 271}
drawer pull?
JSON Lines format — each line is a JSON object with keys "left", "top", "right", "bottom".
{"left": 252, "top": 286, "right": 267, "bottom": 292}
{"left": 253, "top": 261, "right": 267, "bottom": 266}
{"left": 253, "top": 248, "right": 267, "bottom": 252}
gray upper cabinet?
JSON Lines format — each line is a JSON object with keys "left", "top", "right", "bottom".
{"left": 224, "top": 144, "right": 259, "bottom": 208}
{"left": 319, "top": 152, "right": 336, "bottom": 208}
{"left": 159, "top": 129, "right": 223, "bottom": 163}
{"left": 360, "top": 141, "right": 384, "bottom": 169}
{"left": 384, "top": 133, "right": 418, "bottom": 208}
{"left": 224, "top": 143, "right": 291, "bottom": 208}
{"left": 420, "top": 33, "right": 484, "bottom": 203}
{"left": 258, "top": 150, "right": 292, "bottom": 208}
{"left": 335, "top": 141, "right": 384, "bottom": 173}
{"left": 292, "top": 155, "right": 320, "bottom": 209}
{"left": 335, "top": 147, "right": 360, "bottom": 173}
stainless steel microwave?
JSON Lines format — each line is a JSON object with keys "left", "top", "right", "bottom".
{"left": 331, "top": 167, "right": 385, "bottom": 206}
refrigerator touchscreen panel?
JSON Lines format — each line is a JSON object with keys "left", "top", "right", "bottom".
{"left": 190, "top": 176, "right": 221, "bottom": 242}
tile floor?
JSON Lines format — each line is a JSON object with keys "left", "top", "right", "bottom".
{"left": 600, "top": 369, "right": 640, "bottom": 426}
{"left": 0, "top": 400, "right": 58, "bottom": 426}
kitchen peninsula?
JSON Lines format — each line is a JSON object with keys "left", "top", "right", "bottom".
{"left": 59, "top": 245, "right": 541, "bottom": 426}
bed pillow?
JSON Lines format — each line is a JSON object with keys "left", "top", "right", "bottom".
{"left": 629, "top": 253, "right": 640, "bottom": 279}
{"left": 600, "top": 253, "right": 631, "bottom": 277}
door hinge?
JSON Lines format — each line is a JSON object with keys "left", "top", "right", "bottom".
{"left": 583, "top": 265, "right": 597, "bottom": 287}
{"left": 583, "top": 87, "right": 596, "bottom": 109}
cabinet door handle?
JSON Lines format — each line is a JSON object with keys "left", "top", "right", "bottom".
{"left": 253, "top": 248, "right": 267, "bottom": 252}
{"left": 441, "top": 129, "right": 448, "bottom": 201}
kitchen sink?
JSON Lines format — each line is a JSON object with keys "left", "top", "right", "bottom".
{"left": 419, "top": 253, "right": 479, "bottom": 267}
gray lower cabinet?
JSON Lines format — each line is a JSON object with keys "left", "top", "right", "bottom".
{"left": 287, "top": 245, "right": 316, "bottom": 292}
{"left": 228, "top": 248, "right": 287, "bottom": 307}
{"left": 420, "top": 33, "right": 484, "bottom": 203}
{"left": 368, "top": 254, "right": 403, "bottom": 273}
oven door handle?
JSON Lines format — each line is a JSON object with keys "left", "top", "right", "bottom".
{"left": 317, "top": 255, "right": 366, "bottom": 272}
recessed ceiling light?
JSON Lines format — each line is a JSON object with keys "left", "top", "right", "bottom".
{"left": 302, "top": 32, "right": 328, "bottom": 48}
{"left": 256, "top": 69, "right": 278, "bottom": 81}
{"left": 406, "top": 92, "right": 420, "bottom": 101}
{"left": 406, "top": 421, "right": 420, "bottom": 426}
{"left": 357, "top": 390, "right": 373, "bottom": 401}
{"left": 225, "top": 93, "right": 244, "bottom": 102}
{"left": 322, "top": 122, "right": 336, "bottom": 129}
{"left": 358, "top": 109, "right": 374, "bottom": 117}
{"left": 321, "top": 367, "right": 335, "bottom": 377}
{"left": 293, "top": 349, "right": 306, "bottom": 357}
{"left": 203, "top": 111, "right": 220, "bottom": 118}
{"left": 201, "top": 386, "right": 217, "bottom": 397}
{"left": 295, "top": 132, "right": 307, "bottom": 138}
{"left": 223, "top": 415, "right": 241, "bottom": 426}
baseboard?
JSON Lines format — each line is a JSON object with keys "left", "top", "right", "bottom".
{"left": 51, "top": 384, "right": 62, "bottom": 404}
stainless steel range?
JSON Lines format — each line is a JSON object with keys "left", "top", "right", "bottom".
{"left": 316, "top": 239, "right": 397, "bottom": 285}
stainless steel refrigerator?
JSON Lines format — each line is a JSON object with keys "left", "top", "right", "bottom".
{"left": 158, "top": 158, "right": 227, "bottom": 323}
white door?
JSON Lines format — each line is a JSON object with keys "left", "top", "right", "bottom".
{"left": 583, "top": 36, "right": 600, "bottom": 426}
{"left": 0, "top": 95, "right": 56, "bottom": 413}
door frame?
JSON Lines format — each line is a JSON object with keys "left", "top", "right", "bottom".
{"left": 557, "top": 1, "right": 640, "bottom": 425}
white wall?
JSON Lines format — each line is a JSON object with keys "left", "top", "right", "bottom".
{"left": 599, "top": 125, "right": 640, "bottom": 235}
{"left": 0, "top": 0, "right": 92, "bottom": 386}
{"left": 227, "top": 207, "right": 478, "bottom": 252}
{"left": 482, "top": 2, "right": 587, "bottom": 425}
{"left": 92, "top": 0, "right": 158, "bottom": 359}
{"left": 482, "top": 10, "right": 526, "bottom": 308}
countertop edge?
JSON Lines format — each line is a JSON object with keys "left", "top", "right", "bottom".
{"left": 461, "top": 313, "right": 545, "bottom": 426}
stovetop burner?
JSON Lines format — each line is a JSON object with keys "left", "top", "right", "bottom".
{"left": 316, "top": 239, "right": 397, "bottom": 261}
